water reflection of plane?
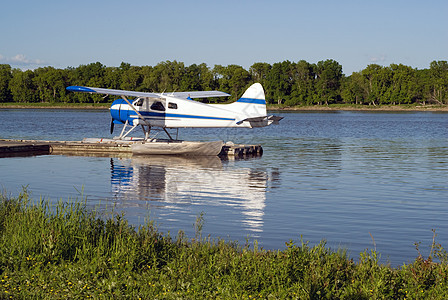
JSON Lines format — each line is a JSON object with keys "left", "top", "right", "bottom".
{"left": 110, "top": 156, "right": 274, "bottom": 233}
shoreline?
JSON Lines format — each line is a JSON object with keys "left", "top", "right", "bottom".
{"left": 0, "top": 103, "right": 110, "bottom": 109}
{"left": 1, "top": 103, "right": 447, "bottom": 112}
{"left": 268, "top": 104, "right": 448, "bottom": 112}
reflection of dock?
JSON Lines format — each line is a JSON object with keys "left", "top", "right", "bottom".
{"left": 0, "top": 139, "right": 262, "bottom": 158}
{"left": 219, "top": 144, "right": 263, "bottom": 157}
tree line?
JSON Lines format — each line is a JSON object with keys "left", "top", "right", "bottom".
{"left": 0, "top": 60, "right": 447, "bottom": 106}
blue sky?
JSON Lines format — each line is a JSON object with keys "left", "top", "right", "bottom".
{"left": 1, "top": 0, "right": 447, "bottom": 75}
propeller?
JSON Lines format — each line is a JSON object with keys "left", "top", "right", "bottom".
{"left": 110, "top": 119, "right": 114, "bottom": 134}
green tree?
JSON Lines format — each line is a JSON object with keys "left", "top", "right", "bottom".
{"left": 9, "top": 69, "right": 38, "bottom": 103}
{"left": 378, "top": 66, "right": 394, "bottom": 104}
{"left": 33, "top": 67, "right": 68, "bottom": 103}
{"left": 265, "top": 61, "right": 294, "bottom": 104}
{"left": 140, "top": 65, "right": 155, "bottom": 92}
{"left": 197, "top": 63, "right": 217, "bottom": 91}
{"left": 0, "top": 64, "right": 12, "bottom": 102}
{"left": 178, "top": 63, "right": 217, "bottom": 92}
{"left": 428, "top": 60, "right": 448, "bottom": 105}
{"left": 416, "top": 68, "right": 432, "bottom": 105}
{"left": 290, "top": 60, "right": 316, "bottom": 106}
{"left": 249, "top": 62, "right": 272, "bottom": 87}
{"left": 103, "top": 66, "right": 121, "bottom": 90}
{"left": 120, "top": 63, "right": 143, "bottom": 91}
{"left": 341, "top": 72, "right": 366, "bottom": 105}
{"left": 387, "top": 64, "right": 418, "bottom": 105}
{"left": 2, "top": 59, "right": 446, "bottom": 107}
{"left": 315, "top": 59, "right": 343, "bottom": 105}
{"left": 213, "top": 64, "right": 250, "bottom": 101}
{"left": 68, "top": 62, "right": 106, "bottom": 103}
{"left": 361, "top": 64, "right": 384, "bottom": 106}
{"left": 180, "top": 64, "right": 203, "bottom": 91}
{"left": 148, "top": 61, "right": 185, "bottom": 92}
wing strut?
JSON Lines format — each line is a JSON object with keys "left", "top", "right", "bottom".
{"left": 163, "top": 128, "right": 174, "bottom": 140}
{"left": 141, "top": 125, "right": 151, "bottom": 140}
{"left": 118, "top": 95, "right": 154, "bottom": 140}
{"left": 121, "top": 95, "right": 149, "bottom": 126}
{"left": 119, "top": 120, "right": 129, "bottom": 137}
{"left": 120, "top": 123, "right": 139, "bottom": 139}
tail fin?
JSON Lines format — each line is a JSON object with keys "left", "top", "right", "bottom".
{"left": 233, "top": 83, "right": 267, "bottom": 119}
{"left": 237, "top": 83, "right": 266, "bottom": 105}
{"left": 226, "top": 83, "right": 282, "bottom": 127}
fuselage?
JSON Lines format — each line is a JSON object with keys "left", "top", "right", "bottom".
{"left": 110, "top": 95, "right": 269, "bottom": 128}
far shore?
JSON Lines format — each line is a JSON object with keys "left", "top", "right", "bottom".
{"left": 0, "top": 103, "right": 110, "bottom": 109}
{"left": 268, "top": 104, "right": 448, "bottom": 112}
{"left": 0, "top": 102, "right": 447, "bottom": 112}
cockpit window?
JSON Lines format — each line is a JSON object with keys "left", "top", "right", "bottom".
{"left": 168, "top": 102, "right": 178, "bottom": 109}
{"left": 150, "top": 101, "right": 165, "bottom": 111}
{"left": 134, "top": 98, "right": 144, "bottom": 106}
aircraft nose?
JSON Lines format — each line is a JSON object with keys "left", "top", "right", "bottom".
{"left": 110, "top": 99, "right": 127, "bottom": 124}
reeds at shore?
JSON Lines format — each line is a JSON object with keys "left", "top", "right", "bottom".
{"left": 1, "top": 189, "right": 447, "bottom": 299}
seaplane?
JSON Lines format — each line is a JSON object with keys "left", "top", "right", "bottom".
{"left": 66, "top": 83, "right": 282, "bottom": 155}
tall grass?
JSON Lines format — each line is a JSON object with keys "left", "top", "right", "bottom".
{"left": 1, "top": 189, "right": 447, "bottom": 299}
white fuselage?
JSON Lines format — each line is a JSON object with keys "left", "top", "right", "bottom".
{"left": 110, "top": 95, "right": 269, "bottom": 128}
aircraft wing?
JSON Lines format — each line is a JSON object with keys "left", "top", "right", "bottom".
{"left": 170, "top": 91, "right": 230, "bottom": 99}
{"left": 66, "top": 86, "right": 230, "bottom": 99}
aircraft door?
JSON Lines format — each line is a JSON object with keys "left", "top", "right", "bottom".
{"left": 149, "top": 100, "right": 166, "bottom": 127}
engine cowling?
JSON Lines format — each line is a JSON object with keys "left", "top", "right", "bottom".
{"left": 110, "top": 99, "right": 129, "bottom": 124}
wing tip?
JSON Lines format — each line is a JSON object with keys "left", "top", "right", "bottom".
{"left": 66, "top": 86, "right": 97, "bottom": 93}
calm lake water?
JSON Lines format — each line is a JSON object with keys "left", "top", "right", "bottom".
{"left": 0, "top": 108, "right": 447, "bottom": 266}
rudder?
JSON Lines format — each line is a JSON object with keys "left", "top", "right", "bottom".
{"left": 232, "top": 83, "right": 267, "bottom": 119}
{"left": 236, "top": 83, "right": 266, "bottom": 105}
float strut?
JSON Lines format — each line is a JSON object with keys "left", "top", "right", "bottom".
{"left": 163, "top": 128, "right": 174, "bottom": 140}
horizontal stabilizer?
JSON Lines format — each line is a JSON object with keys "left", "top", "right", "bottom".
{"left": 267, "top": 115, "right": 283, "bottom": 125}
{"left": 236, "top": 116, "right": 266, "bottom": 125}
{"left": 235, "top": 115, "right": 283, "bottom": 127}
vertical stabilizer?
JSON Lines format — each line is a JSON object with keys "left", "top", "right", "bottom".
{"left": 237, "top": 83, "right": 266, "bottom": 104}
{"left": 228, "top": 83, "right": 267, "bottom": 120}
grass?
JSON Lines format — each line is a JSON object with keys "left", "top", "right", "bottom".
{"left": 1, "top": 189, "right": 447, "bottom": 299}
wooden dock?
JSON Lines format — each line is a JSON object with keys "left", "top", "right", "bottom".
{"left": 0, "top": 140, "right": 50, "bottom": 157}
{"left": 0, "top": 139, "right": 262, "bottom": 158}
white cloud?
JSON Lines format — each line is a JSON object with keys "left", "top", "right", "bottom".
{"left": 369, "top": 54, "right": 387, "bottom": 63}
{"left": 11, "top": 54, "right": 28, "bottom": 63}
{"left": 11, "top": 54, "right": 44, "bottom": 65}
{"left": 0, "top": 54, "right": 45, "bottom": 68}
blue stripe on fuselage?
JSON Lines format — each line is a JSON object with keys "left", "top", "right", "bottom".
{"left": 164, "top": 113, "right": 235, "bottom": 121}
{"left": 110, "top": 109, "right": 235, "bottom": 121}
{"left": 136, "top": 111, "right": 235, "bottom": 121}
